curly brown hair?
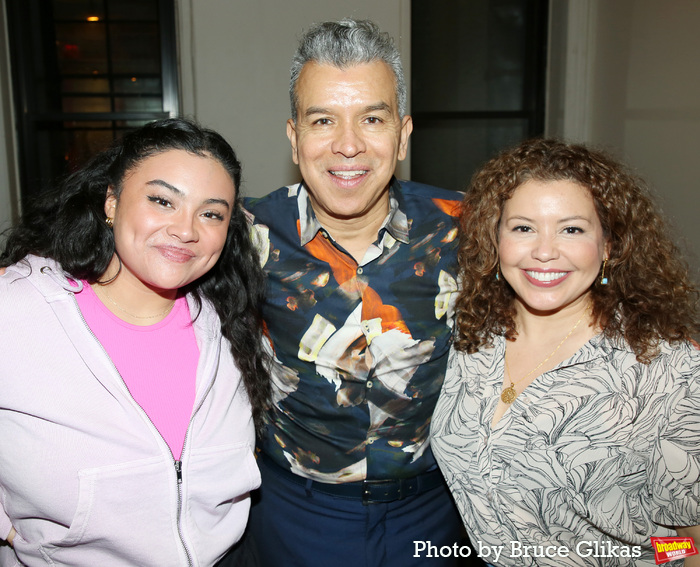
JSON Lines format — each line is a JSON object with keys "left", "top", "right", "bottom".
{"left": 454, "top": 138, "right": 698, "bottom": 362}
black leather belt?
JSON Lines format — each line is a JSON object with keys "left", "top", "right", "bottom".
{"left": 261, "top": 453, "right": 445, "bottom": 505}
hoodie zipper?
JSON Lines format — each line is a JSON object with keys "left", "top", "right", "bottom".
{"left": 173, "top": 379, "right": 213, "bottom": 567}
{"left": 70, "top": 291, "right": 196, "bottom": 566}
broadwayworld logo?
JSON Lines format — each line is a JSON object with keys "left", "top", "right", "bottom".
{"left": 651, "top": 537, "right": 698, "bottom": 564}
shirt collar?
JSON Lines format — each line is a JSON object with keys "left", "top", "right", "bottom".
{"left": 492, "top": 328, "right": 634, "bottom": 369}
{"left": 296, "top": 178, "right": 410, "bottom": 246}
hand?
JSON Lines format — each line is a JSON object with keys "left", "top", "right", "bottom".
{"left": 6, "top": 527, "right": 15, "bottom": 547}
{"left": 675, "top": 525, "right": 700, "bottom": 566}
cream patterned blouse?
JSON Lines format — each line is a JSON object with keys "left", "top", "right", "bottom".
{"left": 431, "top": 333, "right": 700, "bottom": 566}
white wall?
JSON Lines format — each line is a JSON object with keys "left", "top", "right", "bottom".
{"left": 176, "top": 0, "right": 411, "bottom": 199}
{"left": 548, "top": 0, "right": 700, "bottom": 278}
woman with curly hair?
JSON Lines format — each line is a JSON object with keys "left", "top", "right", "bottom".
{"left": 431, "top": 138, "right": 699, "bottom": 566}
{"left": 0, "top": 118, "right": 269, "bottom": 566}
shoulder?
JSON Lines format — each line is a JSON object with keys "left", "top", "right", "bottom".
{"left": 652, "top": 339, "right": 700, "bottom": 390}
{"left": 243, "top": 184, "right": 301, "bottom": 219}
{"left": 444, "top": 339, "right": 500, "bottom": 389}
{"left": 392, "top": 179, "right": 462, "bottom": 226}
{"left": 394, "top": 180, "right": 464, "bottom": 207}
{"left": 627, "top": 338, "right": 699, "bottom": 381}
{"left": 590, "top": 335, "right": 698, "bottom": 391}
{"left": 1, "top": 255, "right": 51, "bottom": 290}
{"left": 0, "top": 256, "right": 77, "bottom": 326}
{"left": 187, "top": 294, "right": 222, "bottom": 338}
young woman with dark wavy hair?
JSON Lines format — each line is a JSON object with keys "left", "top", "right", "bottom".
{"left": 432, "top": 138, "right": 699, "bottom": 566}
{"left": 0, "top": 118, "right": 269, "bottom": 566}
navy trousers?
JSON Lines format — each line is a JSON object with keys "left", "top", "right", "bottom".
{"left": 238, "top": 456, "right": 469, "bottom": 567}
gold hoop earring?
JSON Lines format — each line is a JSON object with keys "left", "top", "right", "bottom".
{"left": 600, "top": 258, "right": 609, "bottom": 285}
{"left": 105, "top": 217, "right": 114, "bottom": 228}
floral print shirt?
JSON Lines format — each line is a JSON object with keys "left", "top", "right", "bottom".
{"left": 244, "top": 179, "right": 460, "bottom": 482}
{"left": 431, "top": 333, "right": 700, "bottom": 566}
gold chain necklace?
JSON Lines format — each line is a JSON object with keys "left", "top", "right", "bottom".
{"left": 501, "top": 307, "right": 590, "bottom": 404}
{"left": 96, "top": 285, "right": 176, "bottom": 320}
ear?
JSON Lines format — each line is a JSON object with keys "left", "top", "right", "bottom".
{"left": 104, "top": 187, "right": 117, "bottom": 220}
{"left": 397, "top": 115, "right": 413, "bottom": 162}
{"left": 286, "top": 119, "right": 300, "bottom": 165}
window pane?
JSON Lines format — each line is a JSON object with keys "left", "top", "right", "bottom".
{"left": 28, "top": 125, "right": 117, "bottom": 189}
{"left": 62, "top": 77, "right": 111, "bottom": 94}
{"left": 412, "top": 0, "right": 531, "bottom": 113}
{"left": 410, "top": 119, "right": 529, "bottom": 191}
{"left": 55, "top": 22, "right": 109, "bottom": 75}
{"left": 114, "top": 96, "right": 163, "bottom": 112}
{"left": 109, "top": 23, "right": 161, "bottom": 74}
{"left": 61, "top": 96, "right": 112, "bottom": 113}
{"left": 113, "top": 76, "right": 162, "bottom": 95}
{"left": 107, "top": 0, "right": 158, "bottom": 21}
{"left": 52, "top": 0, "right": 106, "bottom": 21}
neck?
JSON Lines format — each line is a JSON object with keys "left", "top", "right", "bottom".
{"left": 513, "top": 297, "right": 594, "bottom": 341}
{"left": 93, "top": 256, "right": 178, "bottom": 325}
{"left": 312, "top": 198, "right": 390, "bottom": 263}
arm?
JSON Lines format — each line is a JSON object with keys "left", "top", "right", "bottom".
{"left": 675, "top": 525, "right": 700, "bottom": 566}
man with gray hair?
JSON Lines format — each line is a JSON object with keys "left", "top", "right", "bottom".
{"left": 240, "top": 18, "right": 465, "bottom": 566}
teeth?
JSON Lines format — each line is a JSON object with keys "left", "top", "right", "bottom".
{"left": 526, "top": 271, "right": 567, "bottom": 282}
{"left": 330, "top": 170, "right": 366, "bottom": 179}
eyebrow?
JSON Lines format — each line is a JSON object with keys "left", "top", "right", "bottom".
{"left": 505, "top": 214, "right": 593, "bottom": 223}
{"left": 146, "top": 179, "right": 231, "bottom": 209}
{"left": 303, "top": 102, "right": 393, "bottom": 118}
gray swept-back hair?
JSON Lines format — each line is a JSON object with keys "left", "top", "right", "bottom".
{"left": 289, "top": 18, "right": 407, "bottom": 121}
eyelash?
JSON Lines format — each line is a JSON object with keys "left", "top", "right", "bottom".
{"left": 148, "top": 195, "right": 172, "bottom": 208}
{"left": 148, "top": 196, "right": 225, "bottom": 221}
{"left": 512, "top": 225, "right": 584, "bottom": 234}
{"left": 312, "top": 116, "right": 384, "bottom": 125}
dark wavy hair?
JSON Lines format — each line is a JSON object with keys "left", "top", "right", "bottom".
{"left": 1, "top": 118, "right": 270, "bottom": 431}
{"left": 454, "top": 137, "right": 698, "bottom": 362}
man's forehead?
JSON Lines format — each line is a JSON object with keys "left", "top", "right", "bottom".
{"left": 295, "top": 61, "right": 399, "bottom": 110}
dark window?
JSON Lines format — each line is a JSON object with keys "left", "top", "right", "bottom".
{"left": 5, "top": 0, "right": 178, "bottom": 203}
{"left": 411, "top": 0, "right": 548, "bottom": 191}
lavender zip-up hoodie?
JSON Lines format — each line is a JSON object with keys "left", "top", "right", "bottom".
{"left": 0, "top": 256, "right": 260, "bottom": 566}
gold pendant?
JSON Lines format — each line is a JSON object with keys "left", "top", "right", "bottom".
{"left": 501, "top": 384, "right": 517, "bottom": 404}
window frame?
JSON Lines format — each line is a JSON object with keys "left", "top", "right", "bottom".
{"left": 4, "top": 0, "right": 179, "bottom": 203}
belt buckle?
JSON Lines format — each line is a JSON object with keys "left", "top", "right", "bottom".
{"left": 362, "top": 479, "right": 401, "bottom": 505}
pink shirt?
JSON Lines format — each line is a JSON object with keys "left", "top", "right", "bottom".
{"left": 76, "top": 283, "right": 198, "bottom": 459}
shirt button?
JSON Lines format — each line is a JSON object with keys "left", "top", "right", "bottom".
{"left": 356, "top": 267, "right": 363, "bottom": 275}
{"left": 367, "top": 380, "right": 373, "bottom": 389}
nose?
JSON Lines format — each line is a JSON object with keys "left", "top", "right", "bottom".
{"left": 331, "top": 122, "right": 366, "bottom": 158}
{"left": 531, "top": 234, "right": 559, "bottom": 261}
{"left": 167, "top": 210, "right": 198, "bottom": 242}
